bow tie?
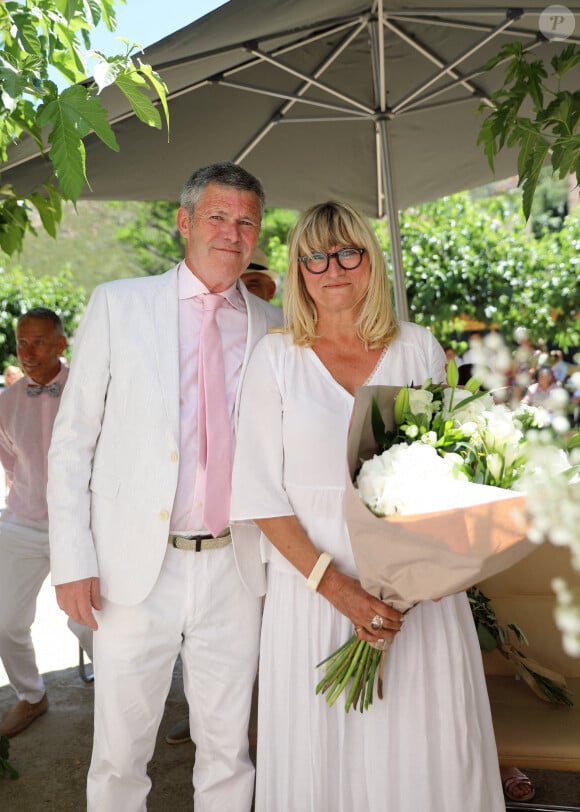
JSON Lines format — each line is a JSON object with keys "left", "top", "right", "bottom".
{"left": 26, "top": 382, "right": 62, "bottom": 398}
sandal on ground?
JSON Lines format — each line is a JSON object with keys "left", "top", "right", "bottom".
{"left": 501, "top": 767, "right": 536, "bottom": 802}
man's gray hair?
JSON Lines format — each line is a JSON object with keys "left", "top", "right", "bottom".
{"left": 180, "top": 162, "right": 265, "bottom": 216}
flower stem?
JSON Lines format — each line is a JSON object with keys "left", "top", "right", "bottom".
{"left": 345, "top": 641, "right": 371, "bottom": 712}
{"left": 326, "top": 639, "right": 367, "bottom": 707}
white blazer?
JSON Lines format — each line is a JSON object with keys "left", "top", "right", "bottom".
{"left": 48, "top": 265, "right": 281, "bottom": 605}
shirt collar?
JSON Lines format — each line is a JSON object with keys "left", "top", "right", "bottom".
{"left": 177, "top": 261, "right": 245, "bottom": 311}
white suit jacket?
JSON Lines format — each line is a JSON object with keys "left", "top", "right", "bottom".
{"left": 48, "top": 265, "right": 282, "bottom": 605}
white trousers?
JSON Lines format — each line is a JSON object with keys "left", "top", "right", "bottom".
{"left": 0, "top": 512, "right": 93, "bottom": 703}
{"left": 88, "top": 543, "right": 261, "bottom": 812}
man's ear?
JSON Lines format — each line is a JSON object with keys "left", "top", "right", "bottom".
{"left": 176, "top": 206, "right": 191, "bottom": 239}
{"left": 266, "top": 280, "right": 277, "bottom": 301}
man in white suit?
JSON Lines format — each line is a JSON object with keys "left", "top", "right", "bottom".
{"left": 47, "top": 163, "right": 282, "bottom": 811}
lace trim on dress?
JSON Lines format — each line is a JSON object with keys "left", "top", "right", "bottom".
{"left": 364, "top": 346, "right": 389, "bottom": 385}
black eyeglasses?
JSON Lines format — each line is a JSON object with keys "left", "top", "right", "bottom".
{"left": 298, "top": 247, "right": 366, "bottom": 275}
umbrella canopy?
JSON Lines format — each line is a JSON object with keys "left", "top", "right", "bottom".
{"left": 3, "top": 1, "right": 579, "bottom": 316}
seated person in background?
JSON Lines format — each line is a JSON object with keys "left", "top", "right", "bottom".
{"left": 549, "top": 349, "right": 569, "bottom": 384}
{"left": 521, "top": 365, "right": 562, "bottom": 408}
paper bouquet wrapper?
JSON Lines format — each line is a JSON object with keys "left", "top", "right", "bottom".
{"left": 345, "top": 385, "right": 538, "bottom": 612}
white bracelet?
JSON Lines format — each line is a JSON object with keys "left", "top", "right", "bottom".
{"left": 306, "top": 552, "right": 334, "bottom": 591}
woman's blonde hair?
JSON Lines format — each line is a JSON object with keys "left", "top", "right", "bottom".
{"left": 283, "top": 201, "right": 399, "bottom": 347}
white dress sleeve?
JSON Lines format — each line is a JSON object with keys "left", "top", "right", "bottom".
{"left": 231, "top": 333, "right": 294, "bottom": 521}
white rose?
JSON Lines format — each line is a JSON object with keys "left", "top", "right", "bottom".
{"left": 407, "top": 388, "right": 435, "bottom": 419}
{"left": 442, "top": 388, "right": 494, "bottom": 423}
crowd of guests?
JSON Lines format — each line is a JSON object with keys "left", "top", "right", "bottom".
{"left": 446, "top": 331, "right": 580, "bottom": 425}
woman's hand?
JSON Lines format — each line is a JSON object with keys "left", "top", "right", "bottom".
{"left": 318, "top": 567, "right": 403, "bottom": 645}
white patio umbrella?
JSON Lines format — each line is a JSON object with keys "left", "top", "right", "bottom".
{"left": 3, "top": 1, "right": 579, "bottom": 318}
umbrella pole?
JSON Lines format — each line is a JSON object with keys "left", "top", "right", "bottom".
{"left": 377, "top": 117, "right": 409, "bottom": 323}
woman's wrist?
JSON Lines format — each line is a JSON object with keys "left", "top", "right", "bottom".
{"left": 306, "top": 552, "right": 334, "bottom": 591}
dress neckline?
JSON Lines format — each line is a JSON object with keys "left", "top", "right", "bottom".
{"left": 305, "top": 345, "right": 389, "bottom": 399}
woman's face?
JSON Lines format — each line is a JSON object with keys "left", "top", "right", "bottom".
{"left": 299, "top": 243, "right": 371, "bottom": 316}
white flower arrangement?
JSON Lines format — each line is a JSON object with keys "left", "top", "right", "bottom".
{"left": 317, "top": 357, "right": 580, "bottom": 713}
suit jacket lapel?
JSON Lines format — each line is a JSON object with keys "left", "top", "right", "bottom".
{"left": 153, "top": 266, "right": 180, "bottom": 443}
{"left": 236, "top": 285, "right": 268, "bottom": 421}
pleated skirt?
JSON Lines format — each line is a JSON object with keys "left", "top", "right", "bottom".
{"left": 255, "top": 568, "right": 504, "bottom": 812}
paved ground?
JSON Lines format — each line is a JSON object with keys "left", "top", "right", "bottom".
{"left": 1, "top": 580, "right": 579, "bottom": 810}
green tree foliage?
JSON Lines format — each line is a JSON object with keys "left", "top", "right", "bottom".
{"left": 375, "top": 191, "right": 580, "bottom": 352}
{"left": 0, "top": 0, "right": 168, "bottom": 256}
{"left": 0, "top": 267, "right": 86, "bottom": 366}
{"left": 478, "top": 43, "right": 580, "bottom": 220}
{"left": 112, "top": 201, "right": 182, "bottom": 275}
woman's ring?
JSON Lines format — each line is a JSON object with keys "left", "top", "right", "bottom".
{"left": 370, "top": 614, "right": 384, "bottom": 630}
{"left": 354, "top": 625, "right": 363, "bottom": 636}
{"left": 374, "top": 638, "right": 387, "bottom": 650}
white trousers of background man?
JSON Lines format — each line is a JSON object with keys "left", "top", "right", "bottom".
{"left": 87, "top": 542, "right": 261, "bottom": 812}
{"left": 0, "top": 510, "right": 93, "bottom": 703}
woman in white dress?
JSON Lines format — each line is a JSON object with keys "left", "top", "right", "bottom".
{"left": 230, "top": 201, "right": 504, "bottom": 812}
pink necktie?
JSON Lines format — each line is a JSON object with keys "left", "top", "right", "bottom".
{"left": 197, "top": 293, "right": 232, "bottom": 537}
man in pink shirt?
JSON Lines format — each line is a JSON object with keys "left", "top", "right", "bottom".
{"left": 48, "top": 163, "right": 282, "bottom": 811}
{"left": 0, "top": 308, "right": 91, "bottom": 738}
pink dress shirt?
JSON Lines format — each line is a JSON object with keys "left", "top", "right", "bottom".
{"left": 170, "top": 262, "right": 247, "bottom": 534}
{"left": 0, "top": 364, "right": 69, "bottom": 524}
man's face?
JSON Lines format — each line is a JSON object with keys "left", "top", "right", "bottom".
{"left": 16, "top": 318, "right": 67, "bottom": 386}
{"left": 177, "top": 182, "right": 261, "bottom": 292}
{"left": 241, "top": 271, "right": 277, "bottom": 302}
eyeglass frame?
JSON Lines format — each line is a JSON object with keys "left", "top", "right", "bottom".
{"left": 298, "top": 247, "right": 367, "bottom": 275}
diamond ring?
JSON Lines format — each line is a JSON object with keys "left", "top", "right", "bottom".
{"left": 370, "top": 614, "right": 384, "bottom": 630}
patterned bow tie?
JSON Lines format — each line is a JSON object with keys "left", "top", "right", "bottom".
{"left": 26, "top": 382, "right": 62, "bottom": 398}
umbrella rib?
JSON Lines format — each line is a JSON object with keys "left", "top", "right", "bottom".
{"left": 395, "top": 95, "right": 483, "bottom": 117}
{"left": 217, "top": 79, "right": 369, "bottom": 117}
{"left": 148, "top": 15, "right": 364, "bottom": 74}
{"left": 386, "top": 12, "right": 580, "bottom": 44}
{"left": 388, "top": 7, "right": 580, "bottom": 16}
{"left": 395, "top": 37, "right": 544, "bottom": 116}
{"left": 278, "top": 115, "right": 372, "bottom": 123}
{"left": 384, "top": 19, "right": 494, "bottom": 108}
{"left": 234, "top": 20, "right": 369, "bottom": 165}
{"left": 391, "top": 12, "right": 521, "bottom": 115}
{"left": 246, "top": 46, "right": 374, "bottom": 115}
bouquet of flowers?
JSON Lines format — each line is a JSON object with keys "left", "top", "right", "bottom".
{"left": 317, "top": 361, "right": 577, "bottom": 712}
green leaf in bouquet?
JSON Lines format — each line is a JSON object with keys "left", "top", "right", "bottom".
{"left": 446, "top": 357, "right": 459, "bottom": 389}
{"left": 476, "top": 623, "right": 498, "bottom": 653}
{"left": 468, "top": 587, "right": 573, "bottom": 707}
{"left": 393, "top": 386, "right": 410, "bottom": 426}
{"left": 464, "top": 376, "right": 483, "bottom": 394}
{"left": 371, "top": 397, "right": 394, "bottom": 450}
{"left": 506, "top": 622, "right": 528, "bottom": 646}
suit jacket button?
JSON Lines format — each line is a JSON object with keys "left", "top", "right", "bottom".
{"left": 159, "top": 510, "right": 169, "bottom": 521}
{"left": 170, "top": 451, "right": 178, "bottom": 462}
